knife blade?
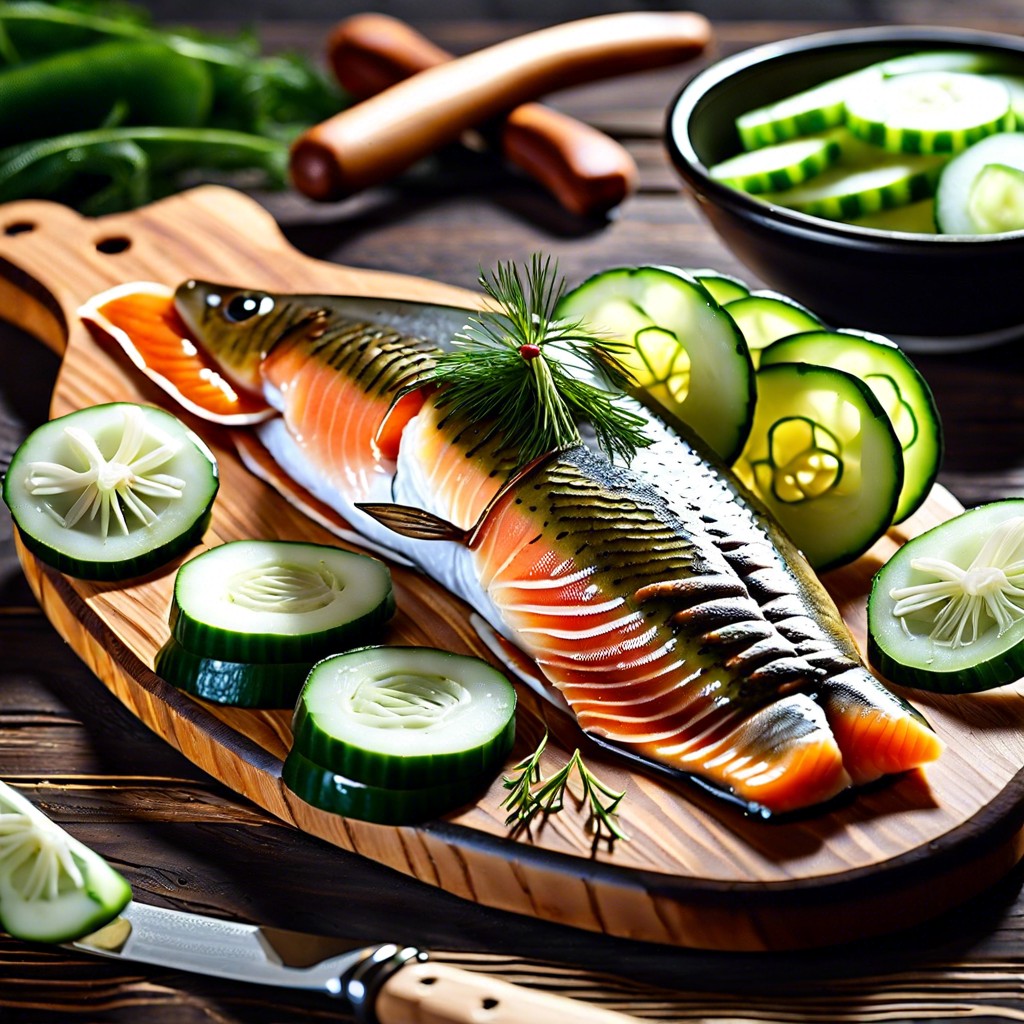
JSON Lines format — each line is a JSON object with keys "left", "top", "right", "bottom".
{"left": 70, "top": 901, "right": 637, "bottom": 1023}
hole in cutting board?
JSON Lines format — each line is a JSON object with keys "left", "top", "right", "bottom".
{"left": 95, "top": 236, "right": 131, "bottom": 254}
{"left": 4, "top": 222, "right": 35, "bottom": 236}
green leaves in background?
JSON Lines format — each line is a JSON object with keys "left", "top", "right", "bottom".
{"left": 0, "top": 0, "right": 347, "bottom": 211}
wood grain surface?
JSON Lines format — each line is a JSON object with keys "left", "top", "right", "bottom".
{"left": 0, "top": 175, "right": 1020, "bottom": 956}
{"left": 3, "top": 15, "right": 1024, "bottom": 1023}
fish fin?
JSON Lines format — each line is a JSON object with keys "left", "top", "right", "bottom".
{"left": 356, "top": 502, "right": 470, "bottom": 542}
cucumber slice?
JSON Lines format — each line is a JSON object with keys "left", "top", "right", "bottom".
{"left": 735, "top": 363, "right": 903, "bottom": 571}
{"left": 678, "top": 268, "right": 750, "bottom": 304}
{"left": 845, "top": 70, "right": 1013, "bottom": 154}
{"left": 0, "top": 779, "right": 131, "bottom": 943}
{"left": 708, "top": 131, "right": 842, "bottom": 193}
{"left": 556, "top": 266, "right": 755, "bottom": 464}
{"left": 879, "top": 51, "right": 1006, "bottom": 78}
{"left": 868, "top": 500, "right": 1024, "bottom": 692}
{"left": 155, "top": 639, "right": 311, "bottom": 708}
{"left": 723, "top": 292, "right": 824, "bottom": 368}
{"left": 736, "top": 68, "right": 876, "bottom": 150}
{"left": 2, "top": 403, "right": 218, "bottom": 581}
{"left": 849, "top": 197, "right": 937, "bottom": 233}
{"left": 935, "top": 132, "right": 1024, "bottom": 233}
{"left": 984, "top": 74, "right": 1024, "bottom": 127}
{"left": 283, "top": 750, "right": 487, "bottom": 825}
{"left": 763, "top": 142, "right": 947, "bottom": 221}
{"left": 291, "top": 646, "right": 516, "bottom": 789}
{"left": 170, "top": 540, "right": 395, "bottom": 662}
{"left": 968, "top": 163, "right": 1024, "bottom": 233}
{"left": 760, "top": 330, "right": 942, "bottom": 524}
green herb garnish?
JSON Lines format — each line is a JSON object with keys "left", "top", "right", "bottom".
{"left": 422, "top": 254, "right": 651, "bottom": 467}
{"left": 501, "top": 732, "right": 628, "bottom": 844}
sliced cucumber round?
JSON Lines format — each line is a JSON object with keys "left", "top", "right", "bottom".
{"left": 708, "top": 131, "right": 842, "bottom": 194}
{"left": 0, "top": 779, "right": 131, "bottom": 943}
{"left": 868, "top": 500, "right": 1024, "bottom": 692}
{"left": 283, "top": 750, "right": 487, "bottom": 825}
{"left": 845, "top": 70, "right": 1013, "bottom": 154}
{"left": 556, "top": 266, "right": 755, "bottom": 464}
{"left": 678, "top": 267, "right": 750, "bottom": 304}
{"left": 736, "top": 68, "right": 876, "bottom": 150}
{"left": 879, "top": 51, "right": 1007, "bottom": 78}
{"left": 935, "top": 132, "right": 1024, "bottom": 233}
{"left": 764, "top": 141, "right": 947, "bottom": 221}
{"left": 723, "top": 292, "right": 823, "bottom": 368}
{"left": 735, "top": 363, "right": 903, "bottom": 571}
{"left": 2, "top": 403, "right": 218, "bottom": 581}
{"left": 170, "top": 540, "right": 395, "bottom": 662}
{"left": 291, "top": 646, "right": 516, "bottom": 789}
{"left": 759, "top": 330, "right": 942, "bottom": 524}
{"left": 155, "top": 639, "right": 311, "bottom": 708}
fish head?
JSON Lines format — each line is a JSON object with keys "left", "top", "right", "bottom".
{"left": 174, "top": 280, "right": 297, "bottom": 391}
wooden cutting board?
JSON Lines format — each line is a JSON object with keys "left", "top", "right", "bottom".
{"left": 3, "top": 185, "right": 1023, "bottom": 953}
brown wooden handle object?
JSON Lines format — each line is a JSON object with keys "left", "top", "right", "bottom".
{"left": 291, "top": 11, "right": 711, "bottom": 202}
{"left": 328, "top": 13, "right": 639, "bottom": 217}
{"left": 375, "top": 961, "right": 638, "bottom": 1024}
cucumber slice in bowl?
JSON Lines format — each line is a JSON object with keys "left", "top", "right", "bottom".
{"left": 170, "top": 540, "right": 395, "bottom": 662}
{"left": 0, "top": 779, "right": 131, "bottom": 942}
{"left": 759, "top": 330, "right": 942, "bottom": 524}
{"left": 869, "top": 500, "right": 1024, "bottom": 693}
{"left": 291, "top": 646, "right": 516, "bottom": 790}
{"left": 2, "top": 403, "right": 218, "bottom": 581}
{"left": 556, "top": 266, "right": 755, "bottom": 464}
{"left": 708, "top": 131, "right": 842, "bottom": 194}
{"left": 935, "top": 132, "right": 1024, "bottom": 234}
{"left": 845, "top": 70, "right": 1014, "bottom": 154}
{"left": 735, "top": 363, "right": 903, "bottom": 572}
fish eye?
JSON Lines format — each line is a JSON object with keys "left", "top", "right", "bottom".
{"left": 224, "top": 293, "right": 274, "bottom": 323}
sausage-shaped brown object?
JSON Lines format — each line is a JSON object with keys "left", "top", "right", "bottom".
{"left": 327, "top": 13, "right": 639, "bottom": 217}
{"left": 291, "top": 11, "right": 712, "bottom": 203}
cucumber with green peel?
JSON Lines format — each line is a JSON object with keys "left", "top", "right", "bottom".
{"left": 736, "top": 68, "right": 877, "bottom": 150}
{"left": 708, "top": 130, "right": 843, "bottom": 193}
{"left": 0, "top": 779, "right": 132, "bottom": 943}
{"left": 2, "top": 402, "right": 217, "bottom": 581}
{"left": 935, "top": 132, "right": 1024, "bottom": 233}
{"left": 556, "top": 265, "right": 755, "bottom": 465}
{"left": 155, "top": 639, "right": 311, "bottom": 708}
{"left": 759, "top": 329, "right": 942, "bottom": 524}
{"left": 984, "top": 74, "right": 1024, "bottom": 126}
{"left": 678, "top": 267, "right": 750, "bottom": 304}
{"left": 878, "top": 51, "right": 1009, "bottom": 78}
{"left": 763, "top": 140, "right": 947, "bottom": 220}
{"left": 723, "top": 292, "right": 824, "bottom": 368}
{"left": 170, "top": 539, "right": 395, "bottom": 662}
{"left": 845, "top": 70, "right": 1013, "bottom": 154}
{"left": 868, "top": 500, "right": 1024, "bottom": 693}
{"left": 282, "top": 750, "right": 489, "bottom": 825}
{"left": 291, "top": 646, "right": 516, "bottom": 790}
{"left": 735, "top": 362, "right": 903, "bottom": 571}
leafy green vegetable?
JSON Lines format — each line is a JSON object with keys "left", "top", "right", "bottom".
{"left": 0, "top": 0, "right": 346, "bottom": 210}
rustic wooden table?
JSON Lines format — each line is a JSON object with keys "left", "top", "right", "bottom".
{"left": 4, "top": 14, "right": 1024, "bottom": 1023}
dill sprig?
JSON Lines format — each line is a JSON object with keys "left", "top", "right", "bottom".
{"left": 422, "top": 254, "right": 651, "bottom": 467}
{"left": 501, "top": 732, "right": 628, "bottom": 844}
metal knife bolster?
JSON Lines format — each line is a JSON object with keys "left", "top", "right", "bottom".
{"left": 72, "top": 901, "right": 427, "bottom": 1019}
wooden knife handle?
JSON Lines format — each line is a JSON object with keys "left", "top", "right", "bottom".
{"left": 291, "top": 11, "right": 711, "bottom": 202}
{"left": 327, "top": 13, "right": 638, "bottom": 216}
{"left": 375, "top": 960, "right": 638, "bottom": 1024}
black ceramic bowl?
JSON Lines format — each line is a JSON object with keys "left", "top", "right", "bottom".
{"left": 666, "top": 26, "right": 1024, "bottom": 348}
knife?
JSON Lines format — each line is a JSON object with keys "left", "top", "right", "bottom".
{"left": 70, "top": 900, "right": 638, "bottom": 1023}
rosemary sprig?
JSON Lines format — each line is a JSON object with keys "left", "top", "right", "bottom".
{"left": 501, "top": 732, "right": 628, "bottom": 843}
{"left": 421, "top": 254, "right": 651, "bottom": 467}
